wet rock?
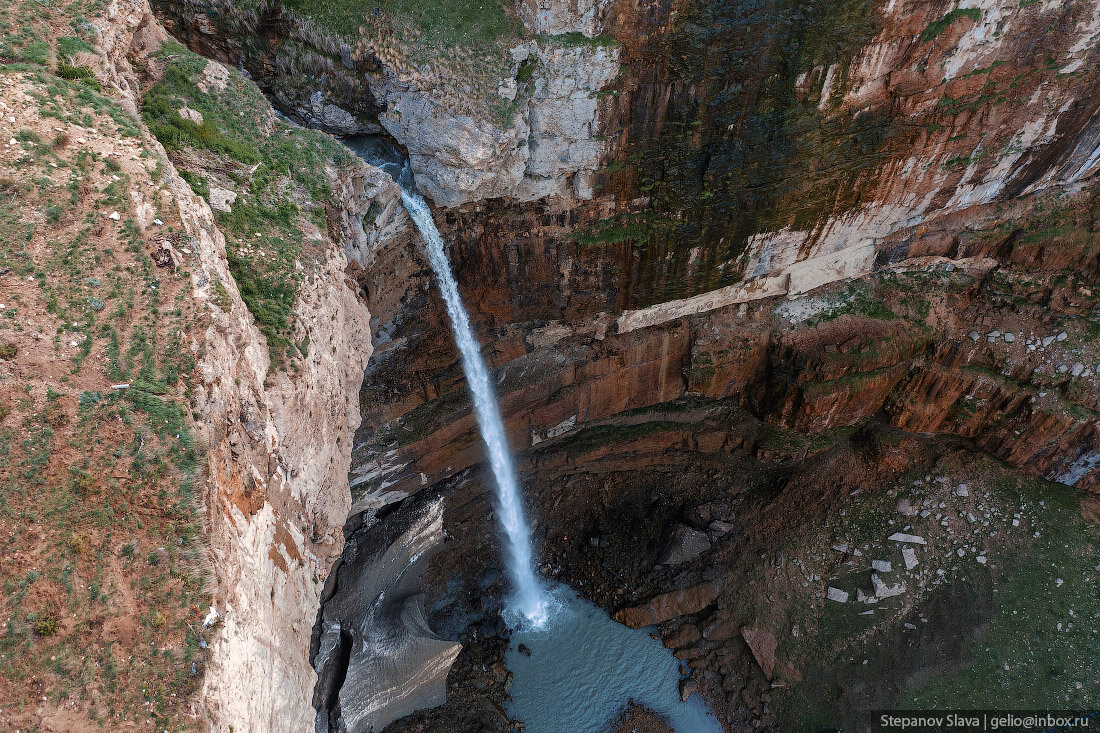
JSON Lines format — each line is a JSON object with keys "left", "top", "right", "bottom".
{"left": 313, "top": 497, "right": 461, "bottom": 733}
{"left": 679, "top": 677, "right": 699, "bottom": 702}
{"left": 663, "top": 623, "right": 701, "bottom": 649}
{"left": 740, "top": 627, "right": 777, "bottom": 680}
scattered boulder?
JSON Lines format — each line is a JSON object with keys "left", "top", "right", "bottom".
{"left": 177, "top": 106, "right": 203, "bottom": 124}
{"left": 871, "top": 572, "right": 906, "bottom": 599}
{"left": 197, "top": 60, "right": 230, "bottom": 94}
{"left": 887, "top": 532, "right": 926, "bottom": 545}
{"left": 208, "top": 187, "right": 237, "bottom": 213}
{"left": 659, "top": 524, "right": 712, "bottom": 565}
{"left": 613, "top": 582, "right": 720, "bottom": 628}
{"left": 826, "top": 587, "right": 849, "bottom": 603}
{"left": 741, "top": 627, "right": 778, "bottom": 680}
{"left": 902, "top": 547, "right": 919, "bottom": 570}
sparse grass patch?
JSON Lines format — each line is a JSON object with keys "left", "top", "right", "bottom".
{"left": 0, "top": 69, "right": 209, "bottom": 730}
{"left": 921, "top": 7, "right": 982, "bottom": 42}
{"left": 142, "top": 42, "right": 358, "bottom": 367}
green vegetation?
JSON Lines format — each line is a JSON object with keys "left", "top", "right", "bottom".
{"left": 0, "top": 65, "right": 209, "bottom": 729}
{"left": 178, "top": 169, "right": 209, "bottom": 198}
{"left": 921, "top": 8, "right": 982, "bottom": 42}
{"left": 0, "top": 0, "right": 105, "bottom": 69}
{"left": 942, "top": 150, "right": 984, "bottom": 171}
{"left": 809, "top": 282, "right": 898, "bottom": 324}
{"left": 906, "top": 475, "right": 1098, "bottom": 708}
{"left": 573, "top": 214, "right": 654, "bottom": 247}
{"left": 767, "top": 458, "right": 1099, "bottom": 730}
{"left": 142, "top": 42, "right": 358, "bottom": 366}
{"left": 278, "top": 0, "right": 521, "bottom": 48}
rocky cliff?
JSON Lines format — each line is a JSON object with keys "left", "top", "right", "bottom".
{"left": 270, "top": 0, "right": 1098, "bottom": 728}
{"left": 4, "top": 0, "right": 1099, "bottom": 729}
{"left": 0, "top": 2, "right": 411, "bottom": 730}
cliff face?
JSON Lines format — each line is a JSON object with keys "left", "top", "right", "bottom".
{"left": 149, "top": 0, "right": 1100, "bottom": 500}
{"left": 31, "top": 0, "right": 1100, "bottom": 728}
{"left": 152, "top": 0, "right": 621, "bottom": 206}
{"left": 110, "top": 20, "right": 396, "bottom": 731}
{"left": 0, "top": 4, "right": 415, "bottom": 730}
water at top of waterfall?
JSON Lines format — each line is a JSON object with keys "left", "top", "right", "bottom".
{"left": 393, "top": 175, "right": 549, "bottom": 627}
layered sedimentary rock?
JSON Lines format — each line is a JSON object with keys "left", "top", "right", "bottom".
{"left": 312, "top": 496, "right": 461, "bottom": 733}
{"left": 140, "top": 0, "right": 1100, "bottom": 728}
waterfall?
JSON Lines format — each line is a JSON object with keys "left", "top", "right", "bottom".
{"left": 399, "top": 187, "right": 549, "bottom": 627}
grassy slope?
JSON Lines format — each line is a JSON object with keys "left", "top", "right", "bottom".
{"left": 763, "top": 456, "right": 1099, "bottom": 730}
{"left": 141, "top": 41, "right": 360, "bottom": 367}
{"left": 0, "top": 65, "right": 208, "bottom": 730}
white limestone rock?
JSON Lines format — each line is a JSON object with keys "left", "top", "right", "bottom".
{"left": 208, "top": 187, "right": 237, "bottom": 213}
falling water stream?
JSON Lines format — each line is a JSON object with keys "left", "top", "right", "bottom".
{"left": 399, "top": 186, "right": 549, "bottom": 626}
{"left": 346, "top": 136, "right": 722, "bottom": 732}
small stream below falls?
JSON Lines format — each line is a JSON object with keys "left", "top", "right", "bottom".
{"left": 344, "top": 135, "right": 722, "bottom": 733}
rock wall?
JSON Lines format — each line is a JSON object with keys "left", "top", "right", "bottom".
{"left": 153, "top": 0, "right": 621, "bottom": 206}
{"left": 137, "top": 0, "right": 1100, "bottom": 727}
{"left": 99, "top": 7, "right": 409, "bottom": 730}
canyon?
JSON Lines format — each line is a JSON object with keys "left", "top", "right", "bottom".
{"left": 0, "top": 0, "right": 1098, "bottom": 730}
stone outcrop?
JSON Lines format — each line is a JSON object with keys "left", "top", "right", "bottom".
{"left": 312, "top": 496, "right": 461, "bottom": 733}
{"left": 154, "top": 0, "right": 621, "bottom": 207}
{"left": 99, "top": 10, "right": 404, "bottom": 731}
{"left": 514, "top": 0, "right": 611, "bottom": 35}
{"left": 613, "top": 582, "right": 720, "bottom": 628}
{"left": 740, "top": 628, "right": 777, "bottom": 680}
